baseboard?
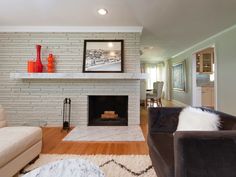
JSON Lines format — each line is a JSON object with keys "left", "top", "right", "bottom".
{"left": 172, "top": 100, "right": 188, "bottom": 107}
{"left": 44, "top": 124, "right": 61, "bottom": 127}
{"left": 45, "top": 124, "right": 77, "bottom": 128}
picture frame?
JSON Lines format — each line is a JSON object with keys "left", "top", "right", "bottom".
{"left": 172, "top": 60, "right": 187, "bottom": 91}
{"left": 83, "top": 40, "right": 124, "bottom": 73}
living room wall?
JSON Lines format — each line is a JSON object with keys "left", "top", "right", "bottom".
{"left": 171, "top": 24, "right": 236, "bottom": 115}
{"left": 0, "top": 32, "right": 141, "bottom": 125}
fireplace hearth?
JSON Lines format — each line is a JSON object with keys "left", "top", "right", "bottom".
{"left": 88, "top": 96, "right": 128, "bottom": 126}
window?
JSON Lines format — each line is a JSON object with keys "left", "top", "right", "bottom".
{"left": 141, "top": 62, "right": 165, "bottom": 89}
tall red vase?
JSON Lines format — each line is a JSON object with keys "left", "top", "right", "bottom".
{"left": 35, "top": 45, "right": 43, "bottom": 72}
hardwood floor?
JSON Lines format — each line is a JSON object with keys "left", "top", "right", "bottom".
{"left": 42, "top": 100, "right": 181, "bottom": 155}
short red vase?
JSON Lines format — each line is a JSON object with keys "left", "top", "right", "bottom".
{"left": 35, "top": 45, "right": 43, "bottom": 72}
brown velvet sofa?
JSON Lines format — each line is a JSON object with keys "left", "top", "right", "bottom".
{"left": 147, "top": 107, "right": 236, "bottom": 177}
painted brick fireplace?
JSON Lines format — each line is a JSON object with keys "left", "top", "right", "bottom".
{"left": 0, "top": 31, "right": 141, "bottom": 126}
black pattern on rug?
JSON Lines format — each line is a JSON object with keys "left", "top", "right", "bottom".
{"left": 99, "top": 159, "right": 153, "bottom": 176}
{"left": 20, "top": 158, "right": 153, "bottom": 176}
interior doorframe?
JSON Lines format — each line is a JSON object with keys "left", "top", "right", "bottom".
{"left": 191, "top": 44, "right": 218, "bottom": 110}
{"left": 191, "top": 53, "right": 197, "bottom": 106}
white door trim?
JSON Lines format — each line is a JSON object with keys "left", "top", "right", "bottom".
{"left": 213, "top": 46, "right": 218, "bottom": 110}
{"left": 191, "top": 44, "right": 218, "bottom": 109}
{"left": 192, "top": 53, "right": 197, "bottom": 106}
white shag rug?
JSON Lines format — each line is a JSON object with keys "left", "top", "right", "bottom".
{"left": 20, "top": 154, "right": 156, "bottom": 177}
{"left": 63, "top": 126, "right": 145, "bottom": 141}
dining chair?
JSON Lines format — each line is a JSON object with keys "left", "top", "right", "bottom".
{"left": 146, "top": 81, "right": 164, "bottom": 107}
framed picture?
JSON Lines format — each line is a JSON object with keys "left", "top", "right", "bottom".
{"left": 83, "top": 40, "right": 124, "bottom": 73}
{"left": 172, "top": 60, "right": 187, "bottom": 91}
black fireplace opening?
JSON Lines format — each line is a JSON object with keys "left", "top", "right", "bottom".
{"left": 88, "top": 95, "right": 128, "bottom": 126}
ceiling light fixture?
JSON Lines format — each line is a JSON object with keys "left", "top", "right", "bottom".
{"left": 98, "top": 8, "right": 108, "bottom": 15}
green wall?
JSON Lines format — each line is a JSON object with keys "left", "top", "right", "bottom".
{"left": 171, "top": 24, "right": 236, "bottom": 115}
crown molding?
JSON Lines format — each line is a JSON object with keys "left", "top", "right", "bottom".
{"left": 171, "top": 24, "right": 236, "bottom": 58}
{"left": 0, "top": 26, "right": 143, "bottom": 33}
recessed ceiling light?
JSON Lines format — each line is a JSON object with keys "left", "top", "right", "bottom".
{"left": 98, "top": 8, "right": 108, "bottom": 15}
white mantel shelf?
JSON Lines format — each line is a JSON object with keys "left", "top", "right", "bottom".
{"left": 10, "top": 73, "right": 148, "bottom": 80}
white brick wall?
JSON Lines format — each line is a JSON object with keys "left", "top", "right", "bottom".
{"left": 0, "top": 32, "right": 141, "bottom": 126}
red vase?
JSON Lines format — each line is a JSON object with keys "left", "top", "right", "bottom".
{"left": 35, "top": 45, "right": 43, "bottom": 72}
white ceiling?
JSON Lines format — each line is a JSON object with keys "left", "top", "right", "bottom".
{"left": 1, "top": 0, "right": 236, "bottom": 62}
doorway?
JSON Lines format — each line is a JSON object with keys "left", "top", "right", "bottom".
{"left": 192, "top": 46, "right": 217, "bottom": 109}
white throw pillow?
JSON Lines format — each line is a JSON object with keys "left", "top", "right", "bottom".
{"left": 176, "top": 107, "right": 220, "bottom": 131}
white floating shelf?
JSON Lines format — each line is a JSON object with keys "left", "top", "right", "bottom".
{"left": 10, "top": 73, "right": 148, "bottom": 80}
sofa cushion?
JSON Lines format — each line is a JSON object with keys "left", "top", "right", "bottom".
{"left": 0, "top": 126, "right": 42, "bottom": 168}
{"left": 177, "top": 107, "right": 220, "bottom": 131}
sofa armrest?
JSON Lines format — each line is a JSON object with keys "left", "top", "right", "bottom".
{"left": 174, "top": 131, "right": 236, "bottom": 177}
{"left": 148, "top": 107, "right": 183, "bottom": 133}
